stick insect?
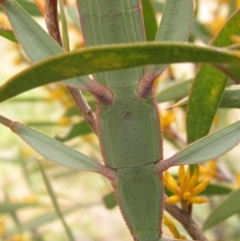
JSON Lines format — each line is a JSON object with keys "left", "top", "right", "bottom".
{"left": 1, "top": 0, "right": 240, "bottom": 241}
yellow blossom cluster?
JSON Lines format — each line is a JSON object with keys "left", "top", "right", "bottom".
{"left": 160, "top": 110, "right": 176, "bottom": 130}
{"left": 163, "top": 215, "right": 187, "bottom": 240}
{"left": 164, "top": 166, "right": 210, "bottom": 207}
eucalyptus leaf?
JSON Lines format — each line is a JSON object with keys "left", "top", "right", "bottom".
{"left": 156, "top": 79, "right": 192, "bottom": 103}
{"left": 162, "top": 120, "right": 240, "bottom": 167}
{"left": 187, "top": 9, "right": 240, "bottom": 144}
{"left": 1, "top": 43, "right": 240, "bottom": 102}
{"left": 145, "top": 0, "right": 193, "bottom": 78}
{"left": 0, "top": 115, "right": 105, "bottom": 174}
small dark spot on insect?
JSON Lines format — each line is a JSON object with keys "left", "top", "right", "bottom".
{"left": 123, "top": 110, "right": 133, "bottom": 120}
{"left": 109, "top": 13, "right": 115, "bottom": 18}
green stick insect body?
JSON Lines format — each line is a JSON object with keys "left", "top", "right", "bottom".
{"left": 78, "top": 1, "right": 163, "bottom": 240}
{"left": 2, "top": 0, "right": 240, "bottom": 241}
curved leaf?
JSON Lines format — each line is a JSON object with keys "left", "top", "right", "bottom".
{"left": 145, "top": 0, "right": 193, "bottom": 78}
{"left": 56, "top": 121, "right": 92, "bottom": 142}
{"left": 0, "top": 115, "right": 105, "bottom": 174}
{"left": 0, "top": 26, "right": 18, "bottom": 42}
{"left": 156, "top": 79, "right": 192, "bottom": 103}
{"left": 187, "top": 9, "right": 240, "bottom": 143}
{"left": 1, "top": 0, "right": 91, "bottom": 87}
{"left": 220, "top": 86, "right": 240, "bottom": 108}
{"left": 203, "top": 189, "right": 240, "bottom": 231}
{"left": 162, "top": 120, "right": 240, "bottom": 167}
{"left": 141, "top": 0, "right": 158, "bottom": 41}
{"left": 1, "top": 42, "right": 240, "bottom": 102}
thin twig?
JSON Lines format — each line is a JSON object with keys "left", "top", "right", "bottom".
{"left": 44, "top": 0, "right": 97, "bottom": 134}
{"left": 67, "top": 87, "right": 98, "bottom": 134}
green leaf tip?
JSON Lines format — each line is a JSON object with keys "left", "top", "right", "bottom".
{"left": 159, "top": 120, "right": 240, "bottom": 168}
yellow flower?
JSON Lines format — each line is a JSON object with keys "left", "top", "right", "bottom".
{"left": 46, "top": 87, "right": 74, "bottom": 109}
{"left": 160, "top": 110, "right": 176, "bottom": 129}
{"left": 218, "top": 0, "right": 230, "bottom": 3}
{"left": 207, "top": 16, "right": 226, "bottom": 36}
{"left": 6, "top": 234, "right": 29, "bottom": 241}
{"left": 11, "top": 195, "right": 38, "bottom": 204}
{"left": 164, "top": 166, "right": 210, "bottom": 209}
{"left": 46, "top": 88, "right": 67, "bottom": 101}
{"left": 199, "top": 160, "right": 217, "bottom": 181}
{"left": 237, "top": 0, "right": 240, "bottom": 9}
{"left": 233, "top": 173, "right": 240, "bottom": 188}
{"left": 163, "top": 215, "right": 186, "bottom": 240}
{"left": 58, "top": 116, "right": 72, "bottom": 126}
{"left": 0, "top": 217, "right": 6, "bottom": 237}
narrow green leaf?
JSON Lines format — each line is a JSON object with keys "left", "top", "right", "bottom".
{"left": 0, "top": 26, "right": 18, "bottom": 42}
{"left": 1, "top": 0, "right": 91, "bottom": 87}
{"left": 0, "top": 202, "right": 38, "bottom": 213}
{"left": 1, "top": 0, "right": 62, "bottom": 62}
{"left": 56, "top": 121, "right": 92, "bottom": 142}
{"left": 141, "top": 0, "right": 158, "bottom": 41}
{"left": 1, "top": 42, "right": 240, "bottom": 102}
{"left": 8, "top": 203, "right": 98, "bottom": 236}
{"left": 0, "top": 115, "right": 105, "bottom": 174}
{"left": 201, "top": 183, "right": 232, "bottom": 196}
{"left": 102, "top": 192, "right": 117, "bottom": 209}
{"left": 146, "top": 0, "right": 194, "bottom": 78}
{"left": 39, "top": 163, "right": 74, "bottom": 241}
{"left": 203, "top": 189, "right": 240, "bottom": 230}
{"left": 156, "top": 79, "right": 192, "bottom": 103}
{"left": 187, "top": 65, "right": 227, "bottom": 143}
{"left": 191, "top": 19, "right": 211, "bottom": 44}
{"left": 187, "top": 9, "right": 240, "bottom": 143}
{"left": 16, "top": 0, "right": 42, "bottom": 16}
{"left": 155, "top": 0, "right": 193, "bottom": 42}
{"left": 157, "top": 84, "right": 240, "bottom": 108}
{"left": 164, "top": 120, "right": 240, "bottom": 167}
{"left": 220, "top": 86, "right": 240, "bottom": 108}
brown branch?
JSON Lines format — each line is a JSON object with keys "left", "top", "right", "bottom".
{"left": 44, "top": 0, "right": 97, "bottom": 134}
{"left": 44, "top": 0, "right": 62, "bottom": 46}
{"left": 67, "top": 87, "right": 97, "bottom": 134}
{"left": 164, "top": 195, "right": 208, "bottom": 241}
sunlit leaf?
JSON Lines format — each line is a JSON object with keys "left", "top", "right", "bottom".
{"left": 1, "top": 42, "right": 240, "bottom": 102}
{"left": 187, "top": 9, "right": 240, "bottom": 143}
